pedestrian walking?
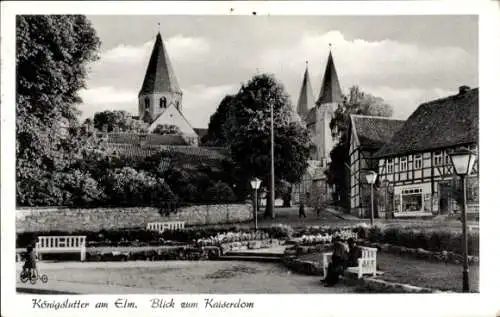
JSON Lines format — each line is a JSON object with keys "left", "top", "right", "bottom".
{"left": 298, "top": 202, "right": 306, "bottom": 218}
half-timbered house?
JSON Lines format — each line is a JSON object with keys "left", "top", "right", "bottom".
{"left": 348, "top": 114, "right": 405, "bottom": 217}
{"left": 374, "top": 86, "right": 479, "bottom": 218}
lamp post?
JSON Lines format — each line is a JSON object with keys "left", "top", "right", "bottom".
{"left": 270, "top": 101, "right": 275, "bottom": 219}
{"left": 250, "top": 177, "right": 262, "bottom": 232}
{"left": 365, "top": 170, "right": 378, "bottom": 226}
{"left": 448, "top": 146, "right": 477, "bottom": 293}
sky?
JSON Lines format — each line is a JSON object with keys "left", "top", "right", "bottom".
{"left": 79, "top": 15, "right": 478, "bottom": 129}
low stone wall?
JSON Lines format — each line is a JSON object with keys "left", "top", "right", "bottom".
{"left": 16, "top": 204, "right": 253, "bottom": 233}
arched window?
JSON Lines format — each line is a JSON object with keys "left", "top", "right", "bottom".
{"left": 160, "top": 97, "right": 167, "bottom": 109}
{"left": 144, "top": 97, "right": 150, "bottom": 109}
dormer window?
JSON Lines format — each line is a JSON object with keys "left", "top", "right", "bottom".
{"left": 145, "top": 98, "right": 150, "bottom": 109}
{"left": 160, "top": 97, "right": 167, "bottom": 109}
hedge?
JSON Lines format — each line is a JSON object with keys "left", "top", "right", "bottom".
{"left": 353, "top": 224, "right": 479, "bottom": 256}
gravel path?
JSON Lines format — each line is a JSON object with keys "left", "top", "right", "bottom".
{"left": 16, "top": 261, "right": 356, "bottom": 294}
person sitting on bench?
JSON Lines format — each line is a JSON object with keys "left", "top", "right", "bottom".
{"left": 346, "top": 238, "right": 362, "bottom": 267}
{"left": 321, "top": 238, "right": 349, "bottom": 287}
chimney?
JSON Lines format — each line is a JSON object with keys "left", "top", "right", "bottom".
{"left": 459, "top": 85, "right": 471, "bottom": 95}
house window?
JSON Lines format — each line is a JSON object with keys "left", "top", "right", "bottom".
{"left": 400, "top": 157, "right": 407, "bottom": 171}
{"left": 414, "top": 154, "right": 422, "bottom": 169}
{"left": 387, "top": 159, "right": 393, "bottom": 174}
{"left": 433, "top": 151, "right": 443, "bottom": 166}
{"left": 401, "top": 188, "right": 423, "bottom": 212}
{"left": 145, "top": 98, "right": 150, "bottom": 109}
{"left": 160, "top": 97, "right": 167, "bottom": 108}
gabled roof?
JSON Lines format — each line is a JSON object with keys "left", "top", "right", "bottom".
{"left": 297, "top": 64, "right": 315, "bottom": 118}
{"left": 316, "top": 50, "right": 343, "bottom": 105}
{"left": 139, "top": 32, "right": 181, "bottom": 96}
{"left": 102, "top": 132, "right": 188, "bottom": 146}
{"left": 351, "top": 115, "right": 406, "bottom": 151}
{"left": 374, "top": 87, "right": 479, "bottom": 158}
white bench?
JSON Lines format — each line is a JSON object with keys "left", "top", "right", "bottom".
{"left": 468, "top": 224, "right": 479, "bottom": 230}
{"left": 323, "top": 246, "right": 378, "bottom": 279}
{"left": 147, "top": 221, "right": 185, "bottom": 233}
{"left": 36, "top": 236, "right": 87, "bottom": 261}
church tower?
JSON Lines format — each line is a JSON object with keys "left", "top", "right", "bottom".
{"left": 315, "top": 48, "right": 343, "bottom": 165}
{"left": 296, "top": 61, "right": 315, "bottom": 121}
{"left": 138, "top": 32, "right": 183, "bottom": 123}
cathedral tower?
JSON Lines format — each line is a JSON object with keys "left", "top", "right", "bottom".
{"left": 315, "top": 48, "right": 343, "bottom": 165}
{"left": 138, "top": 32, "right": 183, "bottom": 123}
{"left": 296, "top": 62, "right": 315, "bottom": 121}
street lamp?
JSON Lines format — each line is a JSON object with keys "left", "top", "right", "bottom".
{"left": 250, "top": 177, "right": 262, "bottom": 231}
{"left": 448, "top": 146, "right": 477, "bottom": 293}
{"left": 365, "top": 170, "right": 378, "bottom": 226}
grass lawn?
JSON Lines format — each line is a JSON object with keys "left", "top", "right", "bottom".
{"left": 299, "top": 252, "right": 479, "bottom": 292}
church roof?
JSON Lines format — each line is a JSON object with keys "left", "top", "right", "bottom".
{"left": 351, "top": 115, "right": 406, "bottom": 151}
{"left": 374, "top": 87, "right": 479, "bottom": 158}
{"left": 139, "top": 32, "right": 181, "bottom": 96}
{"left": 297, "top": 64, "right": 315, "bottom": 118}
{"left": 102, "top": 132, "right": 188, "bottom": 146}
{"left": 109, "top": 144, "right": 230, "bottom": 169}
{"left": 316, "top": 50, "right": 343, "bottom": 105}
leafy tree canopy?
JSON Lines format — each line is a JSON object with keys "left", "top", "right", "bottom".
{"left": 92, "top": 110, "right": 148, "bottom": 133}
{"left": 223, "top": 74, "right": 313, "bottom": 217}
{"left": 16, "top": 15, "right": 101, "bottom": 206}
{"left": 151, "top": 124, "right": 181, "bottom": 135}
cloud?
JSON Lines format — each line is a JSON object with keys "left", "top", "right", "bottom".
{"left": 99, "top": 35, "right": 210, "bottom": 65}
{"left": 182, "top": 84, "right": 239, "bottom": 128}
{"left": 260, "top": 31, "right": 475, "bottom": 77}
{"left": 362, "top": 85, "right": 456, "bottom": 120}
{"left": 78, "top": 86, "right": 137, "bottom": 120}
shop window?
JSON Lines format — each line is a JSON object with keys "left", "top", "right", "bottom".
{"left": 401, "top": 188, "right": 423, "bottom": 212}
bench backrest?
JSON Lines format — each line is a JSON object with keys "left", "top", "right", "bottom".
{"left": 147, "top": 221, "right": 185, "bottom": 233}
{"left": 36, "top": 236, "right": 86, "bottom": 250}
{"left": 322, "top": 246, "right": 377, "bottom": 278}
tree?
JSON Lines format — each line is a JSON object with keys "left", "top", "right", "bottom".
{"left": 92, "top": 110, "right": 148, "bottom": 133}
{"left": 326, "top": 86, "right": 394, "bottom": 208}
{"left": 16, "top": 15, "right": 101, "bottom": 206}
{"left": 205, "top": 95, "right": 234, "bottom": 146}
{"left": 223, "top": 74, "right": 313, "bottom": 218}
{"left": 152, "top": 124, "right": 181, "bottom": 135}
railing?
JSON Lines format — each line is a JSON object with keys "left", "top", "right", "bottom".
{"left": 146, "top": 221, "right": 185, "bottom": 233}
{"left": 35, "top": 236, "right": 87, "bottom": 261}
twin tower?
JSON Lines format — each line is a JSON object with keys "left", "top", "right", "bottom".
{"left": 297, "top": 51, "right": 343, "bottom": 166}
{"left": 138, "top": 31, "right": 343, "bottom": 161}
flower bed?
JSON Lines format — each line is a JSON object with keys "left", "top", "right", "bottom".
{"left": 291, "top": 229, "right": 357, "bottom": 246}
{"left": 85, "top": 246, "right": 222, "bottom": 262}
{"left": 16, "top": 224, "right": 293, "bottom": 249}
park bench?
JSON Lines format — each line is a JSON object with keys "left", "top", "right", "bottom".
{"left": 35, "top": 236, "right": 87, "bottom": 261}
{"left": 322, "top": 246, "right": 378, "bottom": 279}
{"left": 147, "top": 221, "right": 185, "bottom": 233}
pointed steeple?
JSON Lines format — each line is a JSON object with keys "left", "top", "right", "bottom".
{"left": 297, "top": 61, "right": 315, "bottom": 118}
{"left": 316, "top": 47, "right": 343, "bottom": 105}
{"left": 139, "top": 32, "right": 181, "bottom": 96}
